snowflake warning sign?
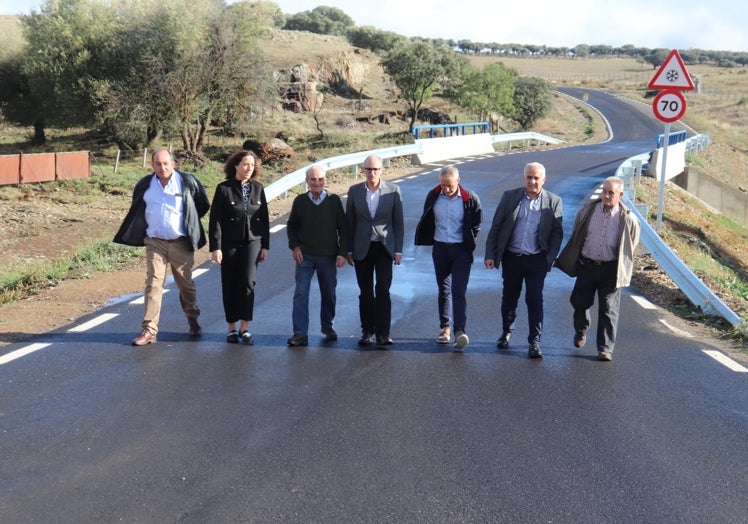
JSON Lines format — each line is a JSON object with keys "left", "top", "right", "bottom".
{"left": 648, "top": 49, "right": 695, "bottom": 91}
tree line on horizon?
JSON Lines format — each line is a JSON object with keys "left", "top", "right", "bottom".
{"left": 285, "top": 5, "right": 748, "bottom": 67}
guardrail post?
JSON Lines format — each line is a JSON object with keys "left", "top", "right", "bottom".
{"left": 631, "top": 159, "right": 643, "bottom": 186}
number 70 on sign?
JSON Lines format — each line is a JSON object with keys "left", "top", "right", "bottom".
{"left": 652, "top": 89, "right": 687, "bottom": 122}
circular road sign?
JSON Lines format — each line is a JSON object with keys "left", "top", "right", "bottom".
{"left": 652, "top": 89, "right": 687, "bottom": 122}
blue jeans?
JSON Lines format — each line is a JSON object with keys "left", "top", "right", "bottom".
{"left": 433, "top": 241, "right": 472, "bottom": 333}
{"left": 292, "top": 253, "right": 337, "bottom": 335}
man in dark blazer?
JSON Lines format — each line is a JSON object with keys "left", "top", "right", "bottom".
{"left": 346, "top": 154, "right": 404, "bottom": 346}
{"left": 484, "top": 162, "right": 563, "bottom": 358}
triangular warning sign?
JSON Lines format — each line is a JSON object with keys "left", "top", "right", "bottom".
{"left": 648, "top": 49, "right": 695, "bottom": 90}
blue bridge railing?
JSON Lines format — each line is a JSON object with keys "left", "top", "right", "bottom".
{"left": 412, "top": 122, "right": 489, "bottom": 139}
{"left": 656, "top": 130, "right": 688, "bottom": 148}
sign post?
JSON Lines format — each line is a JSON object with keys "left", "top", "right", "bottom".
{"left": 648, "top": 50, "right": 694, "bottom": 231}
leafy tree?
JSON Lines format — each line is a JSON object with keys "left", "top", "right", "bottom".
{"left": 346, "top": 25, "right": 407, "bottom": 55}
{"left": 95, "top": 0, "right": 273, "bottom": 153}
{"left": 643, "top": 48, "right": 670, "bottom": 69}
{"left": 511, "top": 77, "right": 552, "bottom": 130}
{"left": 0, "top": 54, "right": 40, "bottom": 140}
{"left": 243, "top": 0, "right": 286, "bottom": 29}
{"left": 450, "top": 62, "right": 517, "bottom": 125}
{"left": 573, "top": 44, "right": 590, "bottom": 58}
{"left": 10, "top": 0, "right": 115, "bottom": 144}
{"left": 382, "top": 41, "right": 465, "bottom": 132}
{"left": 284, "top": 6, "right": 354, "bottom": 36}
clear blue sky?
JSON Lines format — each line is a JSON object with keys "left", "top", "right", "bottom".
{"left": 3, "top": 0, "right": 747, "bottom": 52}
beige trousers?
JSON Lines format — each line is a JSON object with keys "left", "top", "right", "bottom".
{"left": 142, "top": 236, "right": 200, "bottom": 335}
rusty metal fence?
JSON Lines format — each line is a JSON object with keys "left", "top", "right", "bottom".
{"left": 0, "top": 151, "right": 90, "bottom": 186}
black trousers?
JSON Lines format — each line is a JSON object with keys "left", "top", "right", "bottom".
{"left": 500, "top": 251, "right": 548, "bottom": 343}
{"left": 570, "top": 259, "right": 621, "bottom": 351}
{"left": 354, "top": 241, "right": 393, "bottom": 337}
{"left": 219, "top": 238, "right": 262, "bottom": 323}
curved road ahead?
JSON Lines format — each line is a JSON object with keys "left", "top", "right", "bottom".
{"left": 1, "top": 90, "right": 746, "bottom": 523}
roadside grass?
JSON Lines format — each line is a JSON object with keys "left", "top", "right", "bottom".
{"left": 0, "top": 241, "right": 141, "bottom": 306}
{"left": 636, "top": 178, "right": 748, "bottom": 344}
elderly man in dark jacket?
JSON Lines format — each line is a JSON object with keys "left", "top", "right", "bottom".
{"left": 114, "top": 149, "right": 210, "bottom": 346}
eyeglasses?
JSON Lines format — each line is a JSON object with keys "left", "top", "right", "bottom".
{"left": 363, "top": 167, "right": 382, "bottom": 172}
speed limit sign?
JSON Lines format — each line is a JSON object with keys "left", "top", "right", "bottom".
{"left": 652, "top": 89, "right": 687, "bottom": 122}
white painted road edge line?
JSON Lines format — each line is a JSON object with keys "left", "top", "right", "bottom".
{"left": 67, "top": 313, "right": 118, "bottom": 332}
{"left": 269, "top": 224, "right": 286, "bottom": 233}
{"left": 631, "top": 294, "right": 658, "bottom": 310}
{"left": 0, "top": 343, "right": 52, "bottom": 366}
{"left": 128, "top": 267, "right": 209, "bottom": 305}
{"left": 702, "top": 350, "right": 748, "bottom": 372}
{"left": 658, "top": 318, "right": 695, "bottom": 338}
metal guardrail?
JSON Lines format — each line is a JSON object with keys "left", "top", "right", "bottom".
{"left": 263, "top": 131, "right": 560, "bottom": 202}
{"left": 263, "top": 144, "right": 421, "bottom": 202}
{"left": 615, "top": 138, "right": 741, "bottom": 327}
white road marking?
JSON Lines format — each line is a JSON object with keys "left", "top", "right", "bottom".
{"left": 703, "top": 350, "right": 748, "bottom": 372}
{"left": 0, "top": 343, "right": 52, "bottom": 365}
{"left": 631, "top": 294, "right": 658, "bottom": 309}
{"left": 658, "top": 318, "right": 694, "bottom": 338}
{"left": 67, "top": 313, "right": 118, "bottom": 332}
{"left": 270, "top": 224, "right": 286, "bottom": 233}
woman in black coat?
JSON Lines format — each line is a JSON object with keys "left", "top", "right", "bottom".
{"left": 209, "top": 150, "right": 270, "bottom": 345}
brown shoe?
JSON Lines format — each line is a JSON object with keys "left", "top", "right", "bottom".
{"left": 574, "top": 330, "right": 587, "bottom": 348}
{"left": 598, "top": 349, "right": 613, "bottom": 361}
{"left": 132, "top": 330, "right": 156, "bottom": 346}
{"left": 436, "top": 327, "right": 451, "bottom": 344}
{"left": 188, "top": 317, "right": 202, "bottom": 337}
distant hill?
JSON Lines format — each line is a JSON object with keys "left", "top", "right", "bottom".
{"left": 0, "top": 16, "right": 23, "bottom": 57}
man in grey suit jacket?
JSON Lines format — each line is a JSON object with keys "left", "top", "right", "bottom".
{"left": 346, "top": 154, "right": 404, "bottom": 346}
{"left": 484, "top": 162, "right": 563, "bottom": 359}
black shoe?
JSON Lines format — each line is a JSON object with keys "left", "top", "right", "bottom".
{"left": 226, "top": 330, "right": 239, "bottom": 343}
{"left": 573, "top": 330, "right": 587, "bottom": 348}
{"left": 240, "top": 330, "right": 254, "bottom": 345}
{"left": 322, "top": 326, "right": 338, "bottom": 341}
{"left": 497, "top": 331, "right": 511, "bottom": 350}
{"left": 358, "top": 332, "right": 375, "bottom": 346}
{"left": 528, "top": 342, "right": 543, "bottom": 359}
{"left": 376, "top": 335, "right": 394, "bottom": 346}
{"left": 287, "top": 334, "right": 308, "bottom": 347}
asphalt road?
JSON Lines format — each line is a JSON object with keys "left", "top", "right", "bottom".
{"left": 1, "top": 89, "right": 746, "bottom": 523}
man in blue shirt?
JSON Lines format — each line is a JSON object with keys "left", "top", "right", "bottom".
{"left": 415, "top": 165, "right": 482, "bottom": 350}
